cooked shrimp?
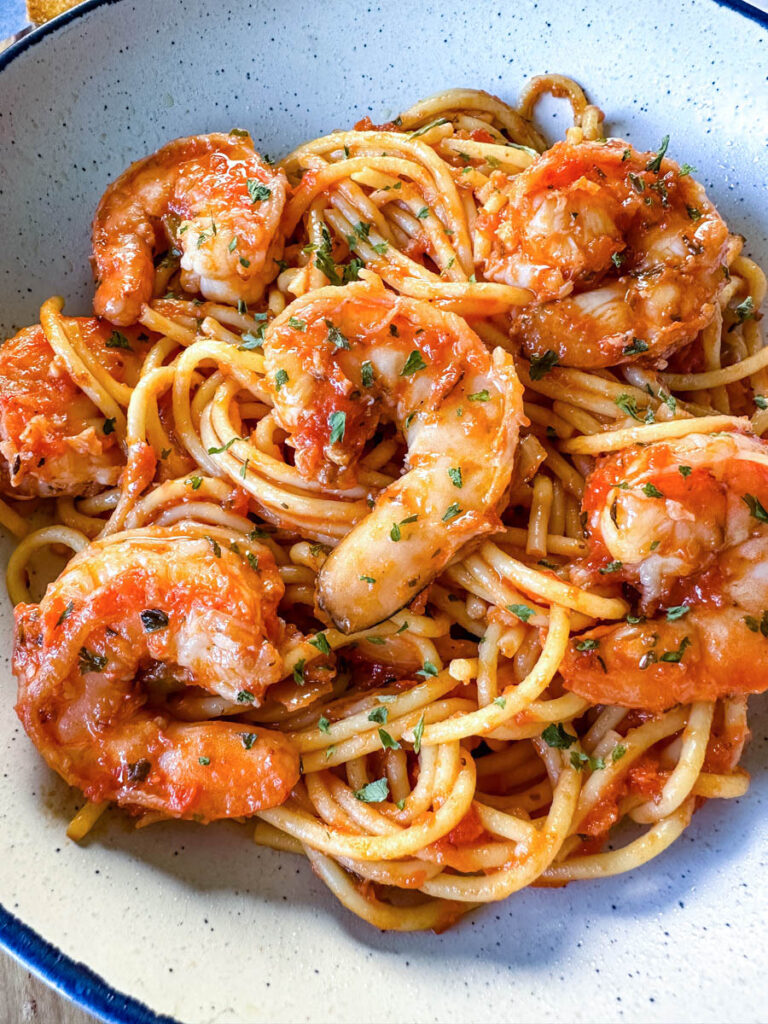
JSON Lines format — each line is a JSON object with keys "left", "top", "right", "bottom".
{"left": 13, "top": 524, "right": 299, "bottom": 820}
{"left": 263, "top": 279, "right": 524, "bottom": 632}
{"left": 477, "top": 139, "right": 730, "bottom": 368}
{"left": 0, "top": 318, "right": 148, "bottom": 498}
{"left": 560, "top": 431, "right": 768, "bottom": 708}
{"left": 92, "top": 132, "right": 287, "bottom": 325}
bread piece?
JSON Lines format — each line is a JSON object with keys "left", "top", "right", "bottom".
{"left": 26, "top": 0, "right": 81, "bottom": 26}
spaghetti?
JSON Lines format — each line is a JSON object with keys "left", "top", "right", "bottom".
{"left": 3, "top": 75, "right": 765, "bottom": 931}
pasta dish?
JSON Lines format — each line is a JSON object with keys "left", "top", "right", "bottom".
{"left": 3, "top": 75, "right": 766, "bottom": 931}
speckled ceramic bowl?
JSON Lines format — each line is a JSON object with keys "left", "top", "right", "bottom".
{"left": 1, "top": 1, "right": 767, "bottom": 1021}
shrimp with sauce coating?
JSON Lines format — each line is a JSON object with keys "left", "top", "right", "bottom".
{"left": 477, "top": 138, "right": 731, "bottom": 368}
{"left": 0, "top": 317, "right": 149, "bottom": 498}
{"left": 262, "top": 279, "right": 524, "bottom": 633}
{"left": 92, "top": 132, "right": 287, "bottom": 325}
{"left": 13, "top": 524, "right": 299, "bottom": 820}
{"left": 560, "top": 431, "right": 768, "bottom": 709}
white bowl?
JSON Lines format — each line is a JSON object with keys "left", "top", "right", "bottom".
{"left": 1, "top": 1, "right": 767, "bottom": 1021}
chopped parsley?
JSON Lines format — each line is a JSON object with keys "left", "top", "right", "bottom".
{"left": 240, "top": 732, "right": 258, "bottom": 750}
{"left": 646, "top": 135, "right": 669, "bottom": 174}
{"left": 379, "top": 728, "right": 400, "bottom": 750}
{"left": 328, "top": 410, "right": 346, "bottom": 444}
{"left": 729, "top": 295, "right": 755, "bottom": 332}
{"left": 409, "top": 117, "right": 450, "bottom": 138}
{"left": 448, "top": 466, "right": 463, "bottom": 488}
{"left": 140, "top": 608, "right": 169, "bottom": 632}
{"left": 103, "top": 417, "right": 116, "bottom": 435}
{"left": 504, "top": 602, "right": 534, "bottom": 624}
{"left": 570, "top": 751, "right": 605, "bottom": 772}
{"left": 309, "top": 633, "right": 331, "bottom": 655}
{"left": 678, "top": 465, "right": 692, "bottom": 477}
{"left": 493, "top": 696, "right": 507, "bottom": 708}
{"left": 207, "top": 437, "right": 237, "bottom": 455}
{"left": 325, "top": 319, "right": 349, "bottom": 350}
{"left": 390, "top": 522, "right": 402, "bottom": 542}
{"left": 442, "top": 502, "right": 462, "bottom": 521}
{"left": 623, "top": 338, "right": 648, "bottom": 356}
{"left": 342, "top": 257, "right": 364, "bottom": 283}
{"left": 415, "top": 206, "right": 430, "bottom": 219}
{"left": 416, "top": 660, "right": 438, "bottom": 678}
{"left": 686, "top": 206, "right": 702, "bottom": 222}
{"left": 318, "top": 716, "right": 331, "bottom": 734}
{"left": 666, "top": 606, "right": 689, "bottom": 622}
{"left": 361, "top": 360, "right": 374, "bottom": 388}
{"left": 616, "top": 393, "right": 655, "bottom": 423}
{"left": 246, "top": 180, "right": 271, "bottom": 203}
{"left": 78, "top": 647, "right": 107, "bottom": 673}
{"left": 359, "top": 574, "right": 376, "bottom": 584}
{"left": 542, "top": 722, "right": 577, "bottom": 749}
{"left": 293, "top": 658, "right": 306, "bottom": 685}
{"left": 599, "top": 560, "right": 623, "bottom": 574}
{"left": 205, "top": 535, "right": 222, "bottom": 558}
{"left": 743, "top": 493, "right": 768, "bottom": 523}
{"left": 642, "top": 482, "right": 665, "bottom": 499}
{"left": 239, "top": 326, "right": 265, "bottom": 350}
{"left": 401, "top": 349, "right": 427, "bottom": 376}
{"left": 105, "top": 330, "right": 132, "bottom": 351}
{"left": 353, "top": 777, "right": 389, "bottom": 802}
{"left": 611, "top": 744, "right": 627, "bottom": 763}
{"left": 56, "top": 601, "right": 74, "bottom": 627}
{"left": 368, "top": 706, "right": 388, "bottom": 724}
{"left": 274, "top": 368, "right": 289, "bottom": 391}
{"left": 314, "top": 223, "right": 342, "bottom": 285}
{"left": 468, "top": 389, "right": 490, "bottom": 402}
{"left": 187, "top": 476, "right": 202, "bottom": 490}
{"left": 288, "top": 316, "right": 306, "bottom": 332}
{"left": 199, "top": 756, "right": 211, "bottom": 766}
{"left": 659, "top": 636, "right": 691, "bottom": 663}
{"left": 413, "top": 714, "right": 425, "bottom": 755}
{"left": 575, "top": 638, "right": 600, "bottom": 652}
{"left": 679, "top": 163, "right": 696, "bottom": 177}
{"left": 529, "top": 349, "right": 559, "bottom": 380}
{"left": 628, "top": 172, "right": 645, "bottom": 193}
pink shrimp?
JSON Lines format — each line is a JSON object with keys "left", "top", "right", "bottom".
{"left": 560, "top": 431, "right": 768, "bottom": 709}
{"left": 92, "top": 131, "right": 287, "bottom": 325}
{"left": 0, "top": 317, "right": 149, "bottom": 498}
{"left": 14, "top": 524, "right": 299, "bottom": 820}
{"left": 477, "top": 138, "right": 730, "bottom": 368}
{"left": 262, "top": 280, "right": 524, "bottom": 633}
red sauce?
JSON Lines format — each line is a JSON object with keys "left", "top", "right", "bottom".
{"left": 425, "top": 805, "right": 491, "bottom": 871}
{"left": 578, "top": 752, "right": 668, "bottom": 839}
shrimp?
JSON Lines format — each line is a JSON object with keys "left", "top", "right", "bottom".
{"left": 92, "top": 132, "right": 287, "bottom": 326}
{"left": 13, "top": 524, "right": 299, "bottom": 820}
{"left": 560, "top": 431, "right": 768, "bottom": 709}
{"left": 477, "top": 139, "right": 730, "bottom": 368}
{"left": 0, "top": 318, "right": 148, "bottom": 498}
{"left": 262, "top": 279, "right": 524, "bottom": 633}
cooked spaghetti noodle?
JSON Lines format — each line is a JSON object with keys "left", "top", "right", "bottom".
{"left": 3, "top": 75, "right": 765, "bottom": 931}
